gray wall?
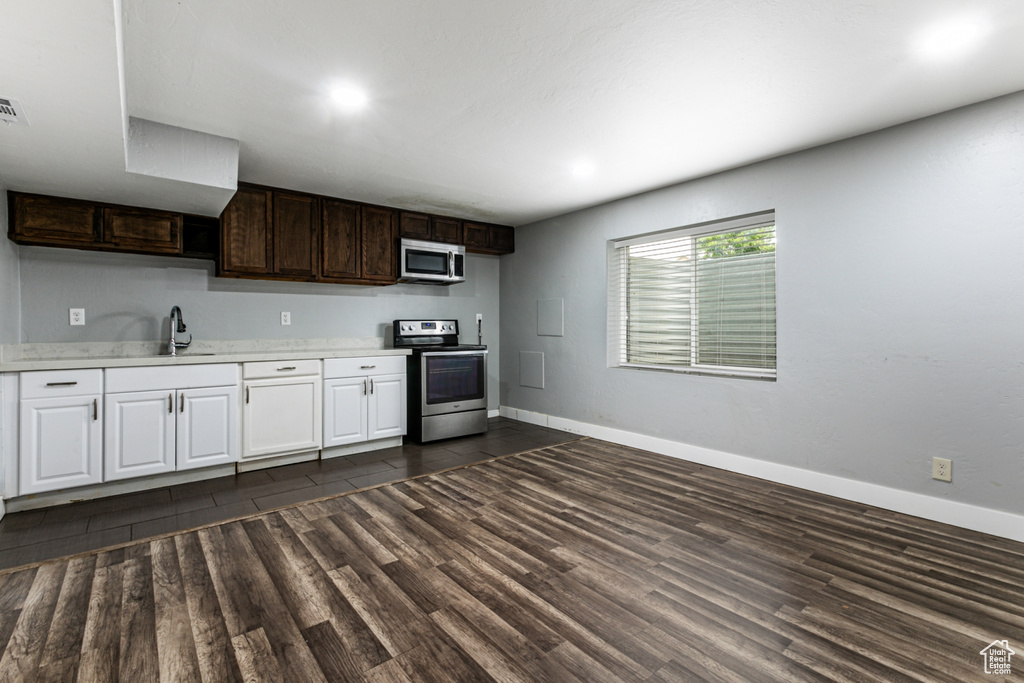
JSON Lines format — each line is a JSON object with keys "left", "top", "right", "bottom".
{"left": 17, "top": 249, "right": 501, "bottom": 407}
{"left": 500, "top": 91, "right": 1024, "bottom": 516}
{"left": 0, "top": 188, "right": 21, "bottom": 345}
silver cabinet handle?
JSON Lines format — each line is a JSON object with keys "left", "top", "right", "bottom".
{"left": 46, "top": 381, "right": 78, "bottom": 387}
{"left": 93, "top": 398, "right": 98, "bottom": 421}
{"left": 370, "top": 378, "right": 374, "bottom": 394}
{"left": 277, "top": 366, "right": 297, "bottom": 372}
{"left": 360, "top": 365, "right": 376, "bottom": 369}
{"left": 168, "top": 393, "right": 173, "bottom": 414}
{"left": 180, "top": 393, "right": 185, "bottom": 413}
{"left": 246, "top": 386, "right": 250, "bottom": 404}
{"left": 363, "top": 379, "right": 367, "bottom": 395}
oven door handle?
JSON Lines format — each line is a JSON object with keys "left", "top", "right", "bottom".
{"left": 421, "top": 350, "right": 488, "bottom": 357}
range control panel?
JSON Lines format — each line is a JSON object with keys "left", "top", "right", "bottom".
{"left": 394, "top": 319, "right": 460, "bottom": 337}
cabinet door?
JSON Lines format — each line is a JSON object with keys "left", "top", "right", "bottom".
{"left": 399, "top": 211, "right": 431, "bottom": 240}
{"left": 178, "top": 387, "right": 238, "bottom": 470}
{"left": 243, "top": 376, "right": 322, "bottom": 459}
{"left": 489, "top": 225, "right": 515, "bottom": 254}
{"left": 323, "top": 377, "right": 368, "bottom": 447}
{"left": 11, "top": 193, "right": 98, "bottom": 246}
{"left": 221, "top": 186, "right": 272, "bottom": 274}
{"left": 361, "top": 206, "right": 397, "bottom": 283}
{"left": 432, "top": 217, "right": 462, "bottom": 244}
{"left": 321, "top": 198, "right": 361, "bottom": 280}
{"left": 19, "top": 395, "right": 102, "bottom": 495}
{"left": 105, "top": 391, "right": 176, "bottom": 481}
{"left": 103, "top": 207, "right": 182, "bottom": 254}
{"left": 462, "top": 221, "right": 489, "bottom": 251}
{"left": 273, "top": 191, "right": 318, "bottom": 278}
{"left": 368, "top": 373, "right": 407, "bottom": 440}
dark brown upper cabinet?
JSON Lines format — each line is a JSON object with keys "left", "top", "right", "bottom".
{"left": 9, "top": 191, "right": 189, "bottom": 256}
{"left": 103, "top": 206, "right": 182, "bottom": 254}
{"left": 10, "top": 193, "right": 98, "bottom": 246}
{"left": 431, "top": 216, "right": 462, "bottom": 244}
{"left": 398, "top": 211, "right": 431, "bottom": 241}
{"left": 272, "top": 191, "right": 318, "bottom": 280}
{"left": 321, "top": 198, "right": 361, "bottom": 281}
{"left": 361, "top": 205, "right": 398, "bottom": 283}
{"left": 220, "top": 185, "right": 272, "bottom": 275}
{"left": 220, "top": 185, "right": 319, "bottom": 280}
{"left": 462, "top": 221, "right": 514, "bottom": 255}
{"left": 398, "top": 211, "right": 462, "bottom": 245}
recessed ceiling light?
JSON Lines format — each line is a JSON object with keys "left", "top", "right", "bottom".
{"left": 330, "top": 83, "right": 369, "bottom": 112}
{"left": 572, "top": 160, "right": 596, "bottom": 178}
{"left": 911, "top": 14, "right": 991, "bottom": 62}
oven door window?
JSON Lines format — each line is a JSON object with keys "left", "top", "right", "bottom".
{"left": 406, "top": 249, "right": 449, "bottom": 276}
{"left": 425, "top": 354, "right": 485, "bottom": 404}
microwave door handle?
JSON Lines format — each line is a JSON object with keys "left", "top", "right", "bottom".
{"left": 448, "top": 251, "right": 454, "bottom": 278}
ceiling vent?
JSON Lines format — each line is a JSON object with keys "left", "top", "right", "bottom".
{"left": 0, "top": 97, "right": 29, "bottom": 126}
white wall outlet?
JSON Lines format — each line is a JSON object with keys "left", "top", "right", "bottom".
{"left": 281, "top": 311, "right": 291, "bottom": 326}
{"left": 476, "top": 313, "right": 483, "bottom": 323}
{"left": 932, "top": 457, "right": 952, "bottom": 482}
{"left": 69, "top": 308, "right": 85, "bottom": 326}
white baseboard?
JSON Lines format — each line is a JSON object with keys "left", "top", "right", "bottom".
{"left": 498, "top": 406, "right": 1024, "bottom": 544}
{"left": 488, "top": 409, "right": 500, "bottom": 418}
{"left": 5, "top": 463, "right": 237, "bottom": 513}
{"left": 322, "top": 437, "right": 403, "bottom": 460}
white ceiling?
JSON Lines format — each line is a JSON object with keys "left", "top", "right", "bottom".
{"left": 3, "top": 0, "right": 1024, "bottom": 225}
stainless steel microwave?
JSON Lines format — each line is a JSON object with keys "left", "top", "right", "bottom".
{"left": 399, "top": 238, "right": 466, "bottom": 285}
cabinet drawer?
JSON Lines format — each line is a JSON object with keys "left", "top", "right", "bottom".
{"left": 105, "top": 363, "right": 238, "bottom": 393}
{"left": 21, "top": 369, "right": 103, "bottom": 399}
{"left": 323, "top": 356, "right": 406, "bottom": 379}
{"left": 243, "top": 359, "right": 321, "bottom": 379}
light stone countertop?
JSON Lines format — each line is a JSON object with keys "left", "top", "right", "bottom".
{"left": 0, "top": 338, "right": 410, "bottom": 373}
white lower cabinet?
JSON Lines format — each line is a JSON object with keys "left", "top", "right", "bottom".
{"left": 242, "top": 360, "right": 322, "bottom": 460}
{"left": 323, "top": 377, "right": 368, "bottom": 446}
{"left": 105, "top": 390, "right": 176, "bottom": 480}
{"left": 178, "top": 387, "right": 238, "bottom": 470}
{"left": 105, "top": 385, "right": 238, "bottom": 481}
{"left": 103, "top": 364, "right": 239, "bottom": 483}
{"left": 323, "top": 357, "right": 406, "bottom": 449}
{"left": 368, "top": 373, "right": 406, "bottom": 440}
{"left": 20, "top": 394, "right": 103, "bottom": 494}
{"left": 19, "top": 369, "right": 104, "bottom": 495}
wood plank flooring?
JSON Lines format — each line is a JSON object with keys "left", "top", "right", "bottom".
{"left": 0, "top": 417, "right": 572, "bottom": 570}
{"left": 1, "top": 437, "right": 1022, "bottom": 681}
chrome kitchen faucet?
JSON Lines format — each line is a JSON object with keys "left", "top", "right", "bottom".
{"left": 167, "top": 305, "right": 192, "bottom": 356}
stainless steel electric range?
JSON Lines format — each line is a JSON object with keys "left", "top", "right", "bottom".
{"left": 393, "top": 319, "right": 488, "bottom": 443}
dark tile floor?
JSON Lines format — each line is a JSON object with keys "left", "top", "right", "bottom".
{"left": 0, "top": 418, "right": 576, "bottom": 571}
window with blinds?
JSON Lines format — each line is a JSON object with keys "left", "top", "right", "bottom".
{"left": 607, "top": 211, "right": 776, "bottom": 379}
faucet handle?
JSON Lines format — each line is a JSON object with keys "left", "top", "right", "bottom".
{"left": 174, "top": 334, "right": 192, "bottom": 349}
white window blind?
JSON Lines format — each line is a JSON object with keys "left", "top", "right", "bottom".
{"left": 607, "top": 212, "right": 776, "bottom": 379}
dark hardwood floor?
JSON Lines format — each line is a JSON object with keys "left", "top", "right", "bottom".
{"left": 0, "top": 434, "right": 1022, "bottom": 681}
{"left": 0, "top": 417, "right": 574, "bottom": 571}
